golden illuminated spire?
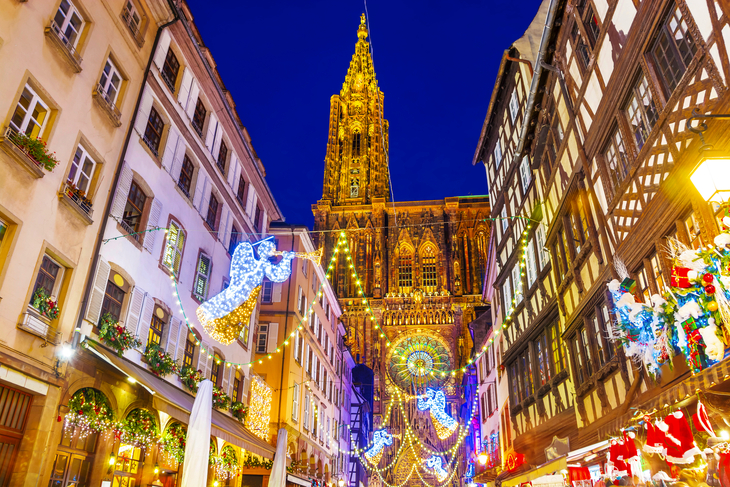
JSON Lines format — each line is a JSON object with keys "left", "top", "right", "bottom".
{"left": 320, "top": 14, "right": 390, "bottom": 206}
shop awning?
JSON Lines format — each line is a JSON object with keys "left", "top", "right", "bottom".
{"left": 286, "top": 474, "right": 310, "bottom": 486}
{"left": 500, "top": 456, "right": 567, "bottom": 487}
{"left": 86, "top": 342, "right": 275, "bottom": 459}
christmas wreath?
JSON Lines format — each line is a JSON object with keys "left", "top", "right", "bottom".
{"left": 215, "top": 445, "right": 239, "bottom": 479}
{"left": 119, "top": 408, "right": 159, "bottom": 448}
{"left": 159, "top": 422, "right": 187, "bottom": 466}
{"left": 98, "top": 313, "right": 141, "bottom": 357}
{"left": 241, "top": 453, "right": 273, "bottom": 470}
{"left": 230, "top": 401, "right": 248, "bottom": 422}
{"left": 144, "top": 342, "right": 179, "bottom": 377}
{"left": 179, "top": 365, "right": 203, "bottom": 393}
{"left": 31, "top": 287, "right": 59, "bottom": 320}
{"left": 212, "top": 385, "right": 231, "bottom": 410}
{"left": 65, "top": 388, "right": 117, "bottom": 434}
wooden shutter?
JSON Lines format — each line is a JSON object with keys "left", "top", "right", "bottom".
{"left": 136, "top": 295, "right": 155, "bottom": 348}
{"left": 125, "top": 287, "right": 146, "bottom": 336}
{"left": 110, "top": 163, "right": 133, "bottom": 220}
{"left": 218, "top": 205, "right": 230, "bottom": 244}
{"left": 197, "top": 342, "right": 209, "bottom": 374}
{"left": 292, "top": 384, "right": 299, "bottom": 421}
{"left": 160, "top": 125, "right": 180, "bottom": 172}
{"left": 227, "top": 153, "right": 238, "bottom": 186}
{"left": 164, "top": 316, "right": 180, "bottom": 355}
{"left": 221, "top": 365, "right": 231, "bottom": 395}
{"left": 267, "top": 323, "right": 278, "bottom": 353}
{"left": 205, "top": 114, "right": 218, "bottom": 152}
{"left": 202, "top": 342, "right": 213, "bottom": 378}
{"left": 175, "top": 322, "right": 187, "bottom": 363}
{"left": 170, "top": 137, "right": 187, "bottom": 181}
{"left": 192, "top": 172, "right": 208, "bottom": 210}
{"left": 199, "top": 182, "right": 212, "bottom": 220}
{"left": 153, "top": 29, "right": 171, "bottom": 70}
{"left": 133, "top": 86, "right": 154, "bottom": 137}
{"left": 212, "top": 123, "right": 223, "bottom": 159}
{"left": 85, "top": 257, "right": 110, "bottom": 325}
{"left": 273, "top": 283, "right": 282, "bottom": 303}
{"left": 245, "top": 186, "right": 257, "bottom": 218}
{"left": 185, "top": 81, "right": 200, "bottom": 119}
{"left": 177, "top": 68, "right": 193, "bottom": 107}
{"left": 143, "top": 199, "right": 163, "bottom": 253}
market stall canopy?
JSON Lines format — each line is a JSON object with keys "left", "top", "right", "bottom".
{"left": 500, "top": 455, "right": 567, "bottom": 487}
{"left": 86, "top": 342, "right": 275, "bottom": 459}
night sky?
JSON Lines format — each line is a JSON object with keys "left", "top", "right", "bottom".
{"left": 188, "top": 0, "right": 544, "bottom": 226}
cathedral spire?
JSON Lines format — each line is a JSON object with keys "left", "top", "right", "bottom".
{"left": 320, "top": 14, "right": 390, "bottom": 206}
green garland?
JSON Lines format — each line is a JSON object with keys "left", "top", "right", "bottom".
{"left": 242, "top": 453, "right": 273, "bottom": 470}
{"left": 65, "top": 388, "right": 116, "bottom": 434}
{"left": 179, "top": 365, "right": 203, "bottom": 393}
{"left": 230, "top": 401, "right": 248, "bottom": 422}
{"left": 31, "top": 287, "right": 59, "bottom": 320}
{"left": 144, "top": 342, "right": 179, "bottom": 377}
{"left": 98, "top": 313, "right": 141, "bottom": 357}
{"left": 159, "top": 422, "right": 187, "bottom": 466}
{"left": 212, "top": 385, "right": 231, "bottom": 410}
{"left": 120, "top": 408, "right": 158, "bottom": 448}
{"left": 216, "top": 445, "right": 239, "bottom": 478}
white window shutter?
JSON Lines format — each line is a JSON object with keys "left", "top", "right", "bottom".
{"left": 205, "top": 114, "right": 218, "bottom": 151}
{"left": 170, "top": 138, "right": 186, "bottom": 181}
{"left": 267, "top": 323, "right": 278, "bottom": 353}
{"left": 177, "top": 68, "right": 193, "bottom": 106}
{"left": 227, "top": 153, "right": 238, "bottom": 187}
{"left": 292, "top": 384, "right": 299, "bottom": 421}
{"left": 273, "top": 283, "right": 282, "bottom": 303}
{"left": 175, "top": 322, "right": 188, "bottom": 363}
{"left": 111, "top": 163, "right": 133, "bottom": 219}
{"left": 152, "top": 29, "right": 171, "bottom": 70}
{"left": 133, "top": 87, "right": 154, "bottom": 137}
{"left": 85, "top": 257, "right": 111, "bottom": 325}
{"left": 260, "top": 209, "right": 267, "bottom": 235}
{"left": 136, "top": 294, "right": 155, "bottom": 348}
{"left": 213, "top": 124, "right": 223, "bottom": 159}
{"left": 161, "top": 125, "right": 180, "bottom": 172}
{"left": 192, "top": 172, "right": 208, "bottom": 210}
{"left": 233, "top": 163, "right": 242, "bottom": 194}
{"left": 242, "top": 377, "right": 249, "bottom": 404}
{"left": 198, "top": 341, "right": 211, "bottom": 375}
{"left": 221, "top": 364, "right": 231, "bottom": 393}
{"left": 185, "top": 81, "right": 200, "bottom": 119}
{"left": 199, "top": 180, "right": 212, "bottom": 218}
{"left": 245, "top": 185, "right": 257, "bottom": 217}
{"left": 218, "top": 205, "right": 229, "bottom": 244}
{"left": 165, "top": 317, "right": 180, "bottom": 355}
{"left": 143, "top": 199, "right": 164, "bottom": 254}
{"left": 125, "top": 286, "right": 146, "bottom": 336}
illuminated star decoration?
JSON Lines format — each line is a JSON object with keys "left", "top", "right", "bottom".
{"left": 196, "top": 238, "right": 295, "bottom": 345}
{"left": 424, "top": 455, "right": 448, "bottom": 482}
{"left": 363, "top": 429, "right": 394, "bottom": 465}
{"left": 417, "top": 388, "right": 458, "bottom": 439}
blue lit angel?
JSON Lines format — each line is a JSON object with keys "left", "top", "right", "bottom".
{"left": 424, "top": 455, "right": 448, "bottom": 482}
{"left": 417, "top": 388, "right": 458, "bottom": 439}
{"left": 363, "top": 429, "right": 394, "bottom": 464}
{"left": 197, "top": 238, "right": 295, "bottom": 345}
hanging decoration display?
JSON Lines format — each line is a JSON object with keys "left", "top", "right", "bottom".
{"left": 364, "top": 429, "right": 395, "bottom": 464}
{"left": 119, "top": 408, "right": 159, "bottom": 449}
{"left": 416, "top": 388, "right": 458, "bottom": 439}
{"left": 98, "top": 312, "right": 141, "bottom": 357}
{"left": 423, "top": 455, "right": 448, "bottom": 482}
{"left": 158, "top": 422, "right": 187, "bottom": 467}
{"left": 214, "top": 445, "right": 240, "bottom": 479}
{"left": 387, "top": 335, "right": 451, "bottom": 391}
{"left": 64, "top": 388, "right": 117, "bottom": 438}
{"left": 143, "top": 342, "right": 179, "bottom": 377}
{"left": 245, "top": 375, "right": 272, "bottom": 441}
{"left": 607, "top": 227, "right": 730, "bottom": 374}
{"left": 196, "top": 238, "right": 296, "bottom": 345}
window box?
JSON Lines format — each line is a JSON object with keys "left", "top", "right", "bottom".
{"left": 0, "top": 126, "right": 46, "bottom": 178}
{"left": 92, "top": 83, "right": 122, "bottom": 127}
{"left": 59, "top": 182, "right": 93, "bottom": 224}
{"left": 18, "top": 308, "right": 62, "bottom": 345}
{"left": 44, "top": 20, "right": 83, "bottom": 72}
{"left": 120, "top": 8, "right": 144, "bottom": 47}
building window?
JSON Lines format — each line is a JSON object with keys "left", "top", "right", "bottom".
{"left": 398, "top": 249, "right": 413, "bottom": 292}
{"left": 535, "top": 224, "right": 548, "bottom": 269}
{"left": 233, "top": 370, "right": 243, "bottom": 402}
{"left": 10, "top": 85, "right": 49, "bottom": 139}
{"left": 236, "top": 176, "right": 246, "bottom": 205}
{"left": 148, "top": 312, "right": 164, "bottom": 348}
{"left": 217, "top": 141, "right": 228, "bottom": 174}
{"left": 254, "top": 205, "right": 262, "bottom": 232}
{"left": 624, "top": 74, "right": 658, "bottom": 151}
{"left": 421, "top": 246, "right": 438, "bottom": 292}
{"left": 571, "top": 196, "right": 590, "bottom": 255}
{"left": 502, "top": 279, "right": 512, "bottom": 313}
{"left": 98, "top": 58, "right": 123, "bottom": 107}
{"left": 122, "top": 181, "right": 147, "bottom": 236}
{"left": 352, "top": 131, "right": 361, "bottom": 157}
{"left": 535, "top": 331, "right": 551, "bottom": 386}
{"left": 554, "top": 226, "right": 572, "bottom": 280}
{"left": 549, "top": 321, "right": 565, "bottom": 375}
{"left": 589, "top": 304, "right": 613, "bottom": 368}
{"left": 193, "top": 253, "right": 211, "bottom": 301}
{"left": 32, "top": 255, "right": 61, "bottom": 305}
{"left": 582, "top": 4, "right": 600, "bottom": 45}
{"left": 256, "top": 324, "right": 269, "bottom": 354}
{"left": 651, "top": 4, "right": 697, "bottom": 95}
{"left": 178, "top": 155, "right": 194, "bottom": 197}
{"left": 100, "top": 280, "right": 124, "bottom": 324}
{"left": 501, "top": 206, "right": 508, "bottom": 232}
{"left": 511, "top": 264, "right": 522, "bottom": 305}
{"left": 239, "top": 318, "right": 250, "bottom": 348}
{"left": 183, "top": 333, "right": 195, "bottom": 368}
{"left": 121, "top": 1, "right": 141, "bottom": 37}
{"left": 520, "top": 349, "right": 533, "bottom": 400}
{"left": 143, "top": 107, "right": 164, "bottom": 156}
{"left": 260, "top": 280, "right": 273, "bottom": 304}
{"left": 210, "top": 353, "right": 222, "bottom": 384}
{"left": 303, "top": 392, "right": 310, "bottom": 430}
{"left": 192, "top": 98, "right": 206, "bottom": 136}
{"left": 52, "top": 0, "right": 84, "bottom": 48}
{"left": 67, "top": 145, "right": 97, "bottom": 195}
{"left": 494, "top": 141, "right": 502, "bottom": 168}
{"left": 684, "top": 211, "right": 705, "bottom": 249}
{"left": 229, "top": 225, "right": 240, "bottom": 255}
{"left": 575, "top": 327, "right": 593, "bottom": 383}
{"left": 205, "top": 194, "right": 219, "bottom": 230}
{"left": 52, "top": 409, "right": 97, "bottom": 487}
{"left": 292, "top": 383, "right": 299, "bottom": 422}
{"left": 571, "top": 24, "right": 591, "bottom": 71}
{"left": 509, "top": 90, "right": 519, "bottom": 124}
{"left": 519, "top": 156, "right": 531, "bottom": 194}
{"left": 161, "top": 48, "right": 180, "bottom": 92}
{"left": 525, "top": 240, "right": 537, "bottom": 288}
{"left": 162, "top": 221, "right": 185, "bottom": 276}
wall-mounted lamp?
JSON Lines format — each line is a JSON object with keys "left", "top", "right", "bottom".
{"left": 53, "top": 344, "right": 75, "bottom": 378}
{"left": 688, "top": 109, "right": 730, "bottom": 206}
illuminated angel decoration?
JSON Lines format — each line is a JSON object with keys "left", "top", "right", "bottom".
{"left": 424, "top": 455, "right": 448, "bottom": 482}
{"left": 197, "top": 239, "right": 295, "bottom": 345}
{"left": 363, "top": 429, "right": 394, "bottom": 464}
{"left": 417, "top": 388, "right": 458, "bottom": 439}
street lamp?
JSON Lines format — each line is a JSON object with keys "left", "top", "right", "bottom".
{"left": 690, "top": 156, "right": 730, "bottom": 204}
{"left": 338, "top": 479, "right": 346, "bottom": 487}
{"left": 477, "top": 452, "right": 488, "bottom": 465}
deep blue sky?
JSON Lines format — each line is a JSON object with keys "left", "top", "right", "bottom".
{"left": 188, "top": 0, "right": 543, "bottom": 226}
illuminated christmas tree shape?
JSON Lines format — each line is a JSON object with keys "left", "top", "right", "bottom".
{"left": 417, "top": 388, "right": 458, "bottom": 439}
{"left": 363, "top": 429, "right": 394, "bottom": 464}
{"left": 197, "top": 238, "right": 295, "bottom": 344}
{"left": 424, "top": 455, "right": 448, "bottom": 482}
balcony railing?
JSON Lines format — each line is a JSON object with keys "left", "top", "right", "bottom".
{"left": 18, "top": 309, "right": 62, "bottom": 345}
{"left": 160, "top": 69, "right": 176, "bottom": 93}
{"left": 121, "top": 10, "right": 144, "bottom": 46}
{"left": 60, "top": 182, "right": 94, "bottom": 223}
{"left": 45, "top": 20, "right": 83, "bottom": 72}
{"left": 192, "top": 120, "right": 204, "bottom": 138}
{"left": 142, "top": 134, "right": 159, "bottom": 157}
{"left": 119, "top": 219, "right": 140, "bottom": 241}
{"left": 1, "top": 126, "right": 45, "bottom": 178}
{"left": 92, "top": 83, "right": 122, "bottom": 127}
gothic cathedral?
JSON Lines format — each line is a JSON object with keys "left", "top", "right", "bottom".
{"left": 312, "top": 16, "right": 491, "bottom": 472}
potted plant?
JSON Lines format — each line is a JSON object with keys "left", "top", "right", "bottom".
{"left": 9, "top": 132, "right": 59, "bottom": 170}
{"left": 98, "top": 313, "right": 141, "bottom": 356}
{"left": 230, "top": 401, "right": 248, "bottom": 422}
{"left": 179, "top": 365, "right": 203, "bottom": 393}
{"left": 65, "top": 181, "right": 93, "bottom": 209}
{"left": 212, "top": 385, "right": 231, "bottom": 410}
{"left": 31, "top": 287, "right": 59, "bottom": 320}
{"left": 144, "top": 342, "right": 179, "bottom": 377}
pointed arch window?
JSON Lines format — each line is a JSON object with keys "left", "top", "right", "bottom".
{"left": 398, "top": 248, "right": 413, "bottom": 293}
{"left": 350, "top": 169, "right": 360, "bottom": 198}
{"left": 421, "top": 246, "right": 438, "bottom": 292}
{"left": 352, "top": 131, "right": 361, "bottom": 157}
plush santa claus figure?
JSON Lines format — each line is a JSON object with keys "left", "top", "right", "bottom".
{"left": 643, "top": 416, "right": 666, "bottom": 454}
{"left": 609, "top": 438, "right": 629, "bottom": 477}
{"left": 692, "top": 400, "right": 715, "bottom": 436}
{"left": 657, "top": 410, "right": 701, "bottom": 464}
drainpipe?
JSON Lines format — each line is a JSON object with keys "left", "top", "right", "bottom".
{"left": 505, "top": 55, "right": 533, "bottom": 77}
{"left": 276, "top": 226, "right": 295, "bottom": 433}
{"left": 515, "top": 0, "right": 562, "bottom": 157}
{"left": 71, "top": 5, "right": 180, "bottom": 349}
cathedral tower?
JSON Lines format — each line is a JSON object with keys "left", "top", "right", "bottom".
{"left": 321, "top": 14, "right": 390, "bottom": 206}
